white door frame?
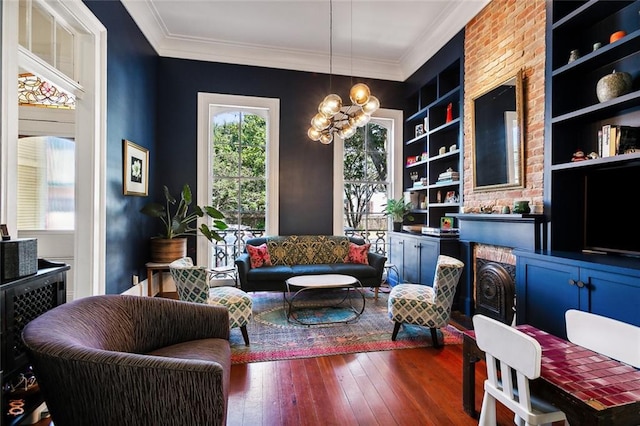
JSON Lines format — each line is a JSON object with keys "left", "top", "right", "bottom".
{"left": 1, "top": 0, "right": 107, "bottom": 298}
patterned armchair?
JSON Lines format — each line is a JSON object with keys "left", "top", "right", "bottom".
{"left": 169, "top": 257, "right": 252, "bottom": 345}
{"left": 388, "top": 255, "right": 464, "bottom": 347}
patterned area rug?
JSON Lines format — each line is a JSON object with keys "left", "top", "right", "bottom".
{"left": 230, "top": 289, "right": 463, "bottom": 364}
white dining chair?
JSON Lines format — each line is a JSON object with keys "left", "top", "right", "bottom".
{"left": 473, "top": 314, "right": 568, "bottom": 426}
{"left": 565, "top": 309, "right": 640, "bottom": 368}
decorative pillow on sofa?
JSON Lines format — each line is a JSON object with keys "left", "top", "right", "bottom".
{"left": 345, "top": 242, "right": 370, "bottom": 265}
{"left": 247, "top": 243, "right": 272, "bottom": 268}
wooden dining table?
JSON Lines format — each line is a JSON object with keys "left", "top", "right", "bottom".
{"left": 462, "top": 324, "right": 640, "bottom": 425}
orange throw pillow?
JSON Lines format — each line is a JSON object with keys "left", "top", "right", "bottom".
{"left": 345, "top": 242, "right": 370, "bottom": 264}
{"left": 247, "top": 243, "right": 272, "bottom": 268}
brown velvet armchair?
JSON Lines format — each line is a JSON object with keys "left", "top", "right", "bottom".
{"left": 21, "top": 294, "right": 231, "bottom": 426}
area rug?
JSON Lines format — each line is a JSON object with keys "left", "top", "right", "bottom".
{"left": 229, "top": 289, "right": 463, "bottom": 364}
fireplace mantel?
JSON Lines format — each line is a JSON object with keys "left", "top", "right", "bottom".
{"left": 452, "top": 213, "right": 548, "bottom": 316}
{"left": 453, "top": 213, "right": 547, "bottom": 251}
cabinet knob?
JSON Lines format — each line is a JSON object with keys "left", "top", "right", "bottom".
{"left": 576, "top": 280, "right": 585, "bottom": 288}
{"left": 568, "top": 279, "right": 576, "bottom": 286}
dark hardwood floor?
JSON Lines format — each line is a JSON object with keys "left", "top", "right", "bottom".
{"left": 227, "top": 344, "right": 516, "bottom": 426}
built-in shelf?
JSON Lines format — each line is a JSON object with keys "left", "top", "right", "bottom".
{"left": 403, "top": 51, "right": 463, "bottom": 229}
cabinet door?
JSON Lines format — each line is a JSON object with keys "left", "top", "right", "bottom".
{"left": 388, "top": 235, "right": 406, "bottom": 286}
{"left": 403, "top": 236, "right": 421, "bottom": 284}
{"left": 581, "top": 268, "right": 640, "bottom": 328}
{"left": 516, "top": 257, "right": 580, "bottom": 338}
{"left": 418, "top": 238, "right": 439, "bottom": 285}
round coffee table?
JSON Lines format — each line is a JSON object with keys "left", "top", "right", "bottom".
{"left": 284, "top": 274, "right": 366, "bottom": 325}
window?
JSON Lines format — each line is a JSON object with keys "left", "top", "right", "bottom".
{"left": 17, "top": 136, "right": 75, "bottom": 230}
{"left": 19, "top": 0, "right": 76, "bottom": 78}
{"left": 334, "top": 109, "right": 403, "bottom": 256}
{"left": 197, "top": 93, "right": 279, "bottom": 268}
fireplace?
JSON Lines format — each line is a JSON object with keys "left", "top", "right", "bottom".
{"left": 453, "top": 213, "right": 546, "bottom": 320}
{"left": 475, "top": 258, "right": 515, "bottom": 324}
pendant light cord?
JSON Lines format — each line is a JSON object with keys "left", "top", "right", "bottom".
{"left": 350, "top": 0, "right": 353, "bottom": 87}
{"left": 329, "top": 0, "right": 333, "bottom": 92}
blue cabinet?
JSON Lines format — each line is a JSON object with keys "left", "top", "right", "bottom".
{"left": 388, "top": 233, "right": 461, "bottom": 306}
{"left": 515, "top": 250, "right": 640, "bottom": 339}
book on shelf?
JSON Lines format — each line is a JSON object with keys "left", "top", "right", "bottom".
{"left": 616, "top": 125, "right": 640, "bottom": 154}
{"left": 421, "top": 227, "right": 459, "bottom": 237}
{"left": 599, "top": 124, "right": 640, "bottom": 157}
{"left": 601, "top": 124, "right": 611, "bottom": 157}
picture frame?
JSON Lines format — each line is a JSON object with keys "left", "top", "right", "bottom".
{"left": 440, "top": 216, "right": 453, "bottom": 230}
{"left": 0, "top": 224, "right": 10, "bottom": 240}
{"left": 415, "top": 124, "right": 425, "bottom": 138}
{"left": 123, "top": 139, "right": 149, "bottom": 196}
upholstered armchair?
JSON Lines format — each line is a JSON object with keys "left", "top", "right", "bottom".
{"left": 22, "top": 294, "right": 231, "bottom": 426}
{"left": 388, "top": 254, "right": 464, "bottom": 347}
{"left": 169, "top": 257, "right": 252, "bottom": 345}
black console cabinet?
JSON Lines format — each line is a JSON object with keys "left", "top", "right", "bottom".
{"left": 1, "top": 261, "right": 68, "bottom": 426}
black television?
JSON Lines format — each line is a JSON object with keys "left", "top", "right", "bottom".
{"left": 584, "top": 165, "right": 640, "bottom": 257}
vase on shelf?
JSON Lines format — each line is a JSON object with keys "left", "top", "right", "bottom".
{"left": 596, "top": 70, "right": 632, "bottom": 102}
{"left": 609, "top": 30, "right": 626, "bottom": 43}
{"left": 512, "top": 201, "right": 530, "bottom": 214}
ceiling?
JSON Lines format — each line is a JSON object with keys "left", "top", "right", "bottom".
{"left": 121, "top": 0, "right": 490, "bottom": 82}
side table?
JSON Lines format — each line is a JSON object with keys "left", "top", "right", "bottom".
{"left": 145, "top": 262, "right": 171, "bottom": 296}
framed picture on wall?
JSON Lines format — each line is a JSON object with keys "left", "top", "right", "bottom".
{"left": 123, "top": 139, "right": 149, "bottom": 196}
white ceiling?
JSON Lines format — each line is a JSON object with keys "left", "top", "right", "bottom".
{"left": 121, "top": 0, "right": 490, "bottom": 82}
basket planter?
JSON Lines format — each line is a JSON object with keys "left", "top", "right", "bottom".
{"left": 150, "top": 238, "right": 187, "bottom": 263}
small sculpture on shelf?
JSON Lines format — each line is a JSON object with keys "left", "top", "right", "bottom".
{"left": 571, "top": 149, "right": 588, "bottom": 162}
{"left": 410, "top": 172, "right": 419, "bottom": 185}
{"left": 568, "top": 49, "right": 580, "bottom": 63}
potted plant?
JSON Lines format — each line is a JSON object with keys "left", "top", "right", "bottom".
{"left": 140, "top": 184, "right": 228, "bottom": 262}
{"left": 383, "top": 198, "right": 414, "bottom": 232}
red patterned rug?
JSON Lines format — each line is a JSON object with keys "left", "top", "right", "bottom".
{"left": 230, "top": 289, "right": 463, "bottom": 364}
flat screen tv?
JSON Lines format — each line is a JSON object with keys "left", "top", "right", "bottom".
{"left": 584, "top": 165, "right": 640, "bottom": 257}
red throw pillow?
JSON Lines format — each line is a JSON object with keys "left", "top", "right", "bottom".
{"left": 345, "top": 242, "right": 370, "bottom": 265}
{"left": 247, "top": 243, "right": 272, "bottom": 268}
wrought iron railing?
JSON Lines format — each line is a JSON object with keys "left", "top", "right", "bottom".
{"left": 211, "top": 228, "right": 390, "bottom": 267}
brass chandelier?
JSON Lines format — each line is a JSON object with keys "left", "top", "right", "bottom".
{"left": 307, "top": 0, "right": 380, "bottom": 145}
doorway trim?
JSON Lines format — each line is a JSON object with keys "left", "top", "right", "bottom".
{"left": 1, "top": 0, "right": 107, "bottom": 298}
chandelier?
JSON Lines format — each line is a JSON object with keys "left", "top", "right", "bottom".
{"left": 307, "top": 1, "right": 380, "bottom": 145}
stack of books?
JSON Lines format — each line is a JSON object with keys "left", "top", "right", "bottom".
{"left": 599, "top": 125, "right": 640, "bottom": 157}
{"left": 437, "top": 170, "right": 459, "bottom": 182}
{"left": 421, "top": 227, "right": 459, "bottom": 237}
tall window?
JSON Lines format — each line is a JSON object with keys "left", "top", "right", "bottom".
{"left": 343, "top": 121, "right": 389, "bottom": 254}
{"left": 211, "top": 111, "right": 266, "bottom": 265}
{"left": 197, "top": 93, "right": 279, "bottom": 268}
{"left": 335, "top": 109, "right": 402, "bottom": 256}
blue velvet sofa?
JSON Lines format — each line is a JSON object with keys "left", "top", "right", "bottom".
{"left": 235, "top": 235, "right": 386, "bottom": 293}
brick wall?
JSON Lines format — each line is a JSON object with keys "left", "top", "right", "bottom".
{"left": 463, "top": 0, "right": 546, "bottom": 213}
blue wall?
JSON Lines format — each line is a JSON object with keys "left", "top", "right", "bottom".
{"left": 86, "top": 1, "right": 406, "bottom": 293}
{"left": 156, "top": 59, "right": 405, "bottom": 246}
